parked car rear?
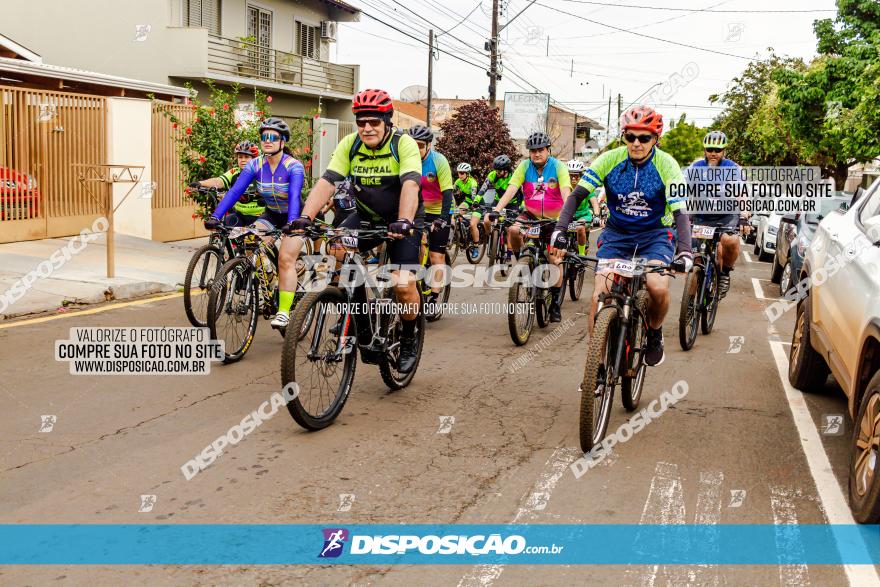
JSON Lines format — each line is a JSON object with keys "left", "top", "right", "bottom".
{"left": 0, "top": 166, "right": 41, "bottom": 220}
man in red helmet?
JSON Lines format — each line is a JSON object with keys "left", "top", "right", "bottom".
{"left": 552, "top": 105, "right": 693, "bottom": 366}
{"left": 287, "top": 89, "right": 425, "bottom": 374}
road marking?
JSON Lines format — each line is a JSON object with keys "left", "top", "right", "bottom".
{"left": 769, "top": 485, "right": 810, "bottom": 586}
{"left": 0, "top": 291, "right": 184, "bottom": 330}
{"left": 458, "top": 447, "right": 580, "bottom": 587}
{"left": 632, "top": 462, "right": 688, "bottom": 587}
{"left": 743, "top": 251, "right": 754, "bottom": 263}
{"left": 751, "top": 277, "right": 779, "bottom": 301}
{"left": 768, "top": 340, "right": 880, "bottom": 587}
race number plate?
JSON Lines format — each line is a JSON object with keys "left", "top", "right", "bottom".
{"left": 692, "top": 225, "right": 716, "bottom": 239}
{"left": 598, "top": 259, "right": 638, "bottom": 277}
{"left": 526, "top": 225, "right": 541, "bottom": 237}
{"left": 341, "top": 235, "right": 359, "bottom": 248}
{"left": 567, "top": 222, "right": 581, "bottom": 231}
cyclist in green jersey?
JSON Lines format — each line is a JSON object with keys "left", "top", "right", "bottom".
{"left": 453, "top": 162, "right": 484, "bottom": 245}
{"left": 288, "top": 89, "right": 424, "bottom": 373}
{"left": 189, "top": 141, "right": 263, "bottom": 226}
{"left": 566, "top": 159, "right": 601, "bottom": 255}
{"left": 478, "top": 154, "right": 521, "bottom": 243}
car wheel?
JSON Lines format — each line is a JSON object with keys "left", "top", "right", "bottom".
{"left": 788, "top": 294, "right": 829, "bottom": 393}
{"left": 753, "top": 237, "right": 761, "bottom": 256}
{"left": 849, "top": 371, "right": 880, "bottom": 523}
{"left": 770, "top": 253, "right": 783, "bottom": 284}
{"left": 779, "top": 261, "right": 792, "bottom": 297}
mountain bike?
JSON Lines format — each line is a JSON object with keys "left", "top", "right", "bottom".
{"left": 487, "top": 212, "right": 515, "bottom": 278}
{"left": 206, "top": 226, "right": 305, "bottom": 363}
{"left": 280, "top": 224, "right": 426, "bottom": 430}
{"left": 507, "top": 218, "right": 559, "bottom": 346}
{"left": 564, "top": 218, "right": 591, "bottom": 301}
{"left": 419, "top": 226, "right": 452, "bottom": 322}
{"left": 678, "top": 225, "right": 737, "bottom": 350}
{"left": 449, "top": 209, "right": 486, "bottom": 264}
{"left": 577, "top": 256, "right": 676, "bottom": 452}
{"left": 183, "top": 188, "right": 233, "bottom": 328}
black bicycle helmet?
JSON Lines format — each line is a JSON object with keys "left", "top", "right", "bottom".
{"left": 234, "top": 140, "right": 258, "bottom": 157}
{"left": 407, "top": 124, "right": 434, "bottom": 143}
{"left": 526, "top": 131, "right": 551, "bottom": 150}
{"left": 259, "top": 117, "right": 290, "bottom": 141}
{"left": 492, "top": 154, "right": 512, "bottom": 171}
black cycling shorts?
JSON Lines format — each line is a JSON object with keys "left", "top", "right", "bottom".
{"left": 253, "top": 208, "right": 289, "bottom": 230}
{"left": 338, "top": 212, "right": 421, "bottom": 266}
{"left": 425, "top": 213, "right": 451, "bottom": 254}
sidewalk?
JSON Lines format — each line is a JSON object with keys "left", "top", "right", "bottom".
{"left": 0, "top": 233, "right": 208, "bottom": 319}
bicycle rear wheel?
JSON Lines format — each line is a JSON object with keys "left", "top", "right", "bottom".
{"left": 447, "top": 225, "right": 460, "bottom": 263}
{"left": 701, "top": 267, "right": 720, "bottom": 335}
{"left": 281, "top": 287, "right": 357, "bottom": 430}
{"left": 622, "top": 291, "right": 649, "bottom": 412}
{"left": 507, "top": 257, "right": 535, "bottom": 346}
{"left": 568, "top": 265, "right": 586, "bottom": 301}
{"left": 183, "top": 244, "right": 225, "bottom": 328}
{"left": 207, "top": 257, "right": 259, "bottom": 364}
{"left": 678, "top": 267, "right": 701, "bottom": 350}
{"left": 580, "top": 306, "right": 618, "bottom": 452}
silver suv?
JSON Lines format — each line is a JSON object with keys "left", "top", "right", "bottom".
{"left": 788, "top": 179, "right": 880, "bottom": 523}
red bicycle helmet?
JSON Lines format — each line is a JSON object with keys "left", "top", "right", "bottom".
{"left": 620, "top": 105, "right": 663, "bottom": 135}
{"left": 352, "top": 89, "right": 394, "bottom": 114}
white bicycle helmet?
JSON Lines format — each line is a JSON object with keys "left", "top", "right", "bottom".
{"left": 567, "top": 159, "right": 586, "bottom": 173}
{"left": 457, "top": 162, "right": 472, "bottom": 173}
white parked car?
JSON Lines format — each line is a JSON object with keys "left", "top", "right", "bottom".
{"left": 788, "top": 179, "right": 880, "bottom": 523}
{"left": 753, "top": 211, "right": 781, "bottom": 261}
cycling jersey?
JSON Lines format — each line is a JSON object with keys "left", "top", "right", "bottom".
{"left": 688, "top": 157, "right": 741, "bottom": 227}
{"left": 573, "top": 197, "right": 593, "bottom": 222}
{"left": 454, "top": 176, "right": 479, "bottom": 207}
{"left": 509, "top": 156, "right": 571, "bottom": 220}
{"left": 558, "top": 146, "right": 685, "bottom": 233}
{"left": 213, "top": 154, "right": 304, "bottom": 223}
{"left": 323, "top": 129, "right": 422, "bottom": 223}
{"left": 420, "top": 150, "right": 453, "bottom": 216}
{"left": 478, "top": 170, "right": 520, "bottom": 207}
{"left": 218, "top": 168, "right": 264, "bottom": 217}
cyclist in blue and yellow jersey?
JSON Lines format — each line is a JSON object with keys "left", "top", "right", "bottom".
{"left": 491, "top": 132, "right": 571, "bottom": 322}
{"left": 686, "top": 130, "right": 742, "bottom": 298}
{"left": 408, "top": 124, "right": 453, "bottom": 305}
{"left": 286, "top": 89, "right": 424, "bottom": 373}
{"left": 203, "top": 117, "right": 305, "bottom": 331}
{"left": 551, "top": 105, "right": 693, "bottom": 366}
{"left": 566, "top": 159, "right": 601, "bottom": 256}
{"left": 478, "top": 154, "right": 522, "bottom": 241}
{"left": 189, "top": 140, "right": 263, "bottom": 227}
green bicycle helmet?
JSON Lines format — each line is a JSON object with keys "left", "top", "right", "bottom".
{"left": 703, "top": 130, "right": 728, "bottom": 149}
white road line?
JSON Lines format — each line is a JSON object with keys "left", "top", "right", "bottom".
{"left": 743, "top": 251, "right": 754, "bottom": 263}
{"left": 769, "top": 485, "right": 810, "bottom": 586}
{"left": 458, "top": 447, "right": 581, "bottom": 587}
{"left": 633, "top": 462, "right": 688, "bottom": 587}
{"left": 751, "top": 277, "right": 779, "bottom": 301}
{"left": 768, "top": 340, "right": 880, "bottom": 587}
{"left": 691, "top": 471, "right": 724, "bottom": 587}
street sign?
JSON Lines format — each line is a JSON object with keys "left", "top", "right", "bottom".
{"left": 503, "top": 92, "right": 550, "bottom": 140}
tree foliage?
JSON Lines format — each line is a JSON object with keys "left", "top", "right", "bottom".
{"left": 435, "top": 100, "right": 520, "bottom": 181}
{"left": 659, "top": 114, "right": 705, "bottom": 166}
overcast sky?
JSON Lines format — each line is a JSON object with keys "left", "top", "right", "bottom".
{"left": 335, "top": 0, "right": 837, "bottom": 133}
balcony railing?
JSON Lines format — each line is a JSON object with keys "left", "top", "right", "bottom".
{"left": 207, "top": 35, "right": 355, "bottom": 95}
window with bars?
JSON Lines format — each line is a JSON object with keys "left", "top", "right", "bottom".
{"left": 183, "top": 0, "right": 221, "bottom": 36}
{"left": 296, "top": 21, "right": 318, "bottom": 59}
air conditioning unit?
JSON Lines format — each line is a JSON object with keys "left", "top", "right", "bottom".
{"left": 321, "top": 21, "right": 337, "bottom": 41}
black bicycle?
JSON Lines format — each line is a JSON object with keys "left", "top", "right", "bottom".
{"left": 578, "top": 256, "right": 676, "bottom": 452}
{"left": 506, "top": 218, "right": 561, "bottom": 346}
{"left": 280, "top": 224, "right": 426, "bottom": 430}
{"left": 183, "top": 188, "right": 233, "bottom": 327}
{"left": 449, "top": 209, "right": 486, "bottom": 264}
{"left": 678, "top": 225, "right": 737, "bottom": 350}
{"left": 564, "top": 218, "right": 591, "bottom": 301}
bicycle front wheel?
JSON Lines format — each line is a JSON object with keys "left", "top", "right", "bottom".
{"left": 507, "top": 256, "right": 535, "bottom": 346}
{"left": 580, "top": 306, "right": 618, "bottom": 452}
{"left": 207, "top": 257, "right": 259, "bottom": 364}
{"left": 701, "top": 267, "right": 720, "bottom": 335}
{"left": 678, "top": 267, "right": 701, "bottom": 351}
{"left": 622, "top": 291, "right": 649, "bottom": 412}
{"left": 183, "top": 244, "right": 225, "bottom": 327}
{"left": 281, "top": 287, "right": 357, "bottom": 430}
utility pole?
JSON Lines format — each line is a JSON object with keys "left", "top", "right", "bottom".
{"left": 427, "top": 29, "right": 434, "bottom": 128}
{"left": 546, "top": 36, "right": 549, "bottom": 57}
{"left": 617, "top": 93, "right": 622, "bottom": 136}
{"left": 606, "top": 93, "right": 612, "bottom": 142}
{"left": 488, "top": 0, "right": 499, "bottom": 107}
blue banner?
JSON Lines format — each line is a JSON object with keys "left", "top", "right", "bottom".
{"left": 1, "top": 524, "right": 878, "bottom": 565}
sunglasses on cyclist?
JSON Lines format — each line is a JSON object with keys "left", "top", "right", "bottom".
{"left": 705, "top": 147, "right": 724, "bottom": 153}
{"left": 355, "top": 118, "right": 383, "bottom": 128}
{"left": 260, "top": 133, "right": 281, "bottom": 142}
{"left": 623, "top": 133, "right": 654, "bottom": 145}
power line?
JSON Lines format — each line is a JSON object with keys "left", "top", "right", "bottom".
{"left": 339, "top": 22, "right": 425, "bottom": 51}
{"left": 556, "top": 0, "right": 835, "bottom": 13}
{"left": 534, "top": 2, "right": 765, "bottom": 61}
{"left": 437, "top": 1, "right": 484, "bottom": 37}
{"left": 380, "top": 0, "right": 485, "bottom": 54}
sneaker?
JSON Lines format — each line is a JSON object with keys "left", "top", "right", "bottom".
{"left": 271, "top": 312, "right": 289, "bottom": 331}
{"left": 645, "top": 326, "right": 665, "bottom": 366}
{"left": 397, "top": 335, "right": 419, "bottom": 374}
{"left": 367, "top": 255, "right": 380, "bottom": 264}
{"left": 549, "top": 301, "right": 562, "bottom": 323}
{"left": 718, "top": 272, "right": 731, "bottom": 299}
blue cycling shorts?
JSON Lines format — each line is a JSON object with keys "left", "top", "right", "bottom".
{"left": 596, "top": 226, "right": 675, "bottom": 264}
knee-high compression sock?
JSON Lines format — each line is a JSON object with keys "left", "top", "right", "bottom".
{"left": 278, "top": 290, "right": 296, "bottom": 314}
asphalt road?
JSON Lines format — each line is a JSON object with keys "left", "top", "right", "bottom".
{"left": 0, "top": 235, "right": 876, "bottom": 587}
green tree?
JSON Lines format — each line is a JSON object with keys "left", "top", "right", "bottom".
{"left": 743, "top": 84, "right": 805, "bottom": 166}
{"left": 659, "top": 114, "right": 705, "bottom": 166}
{"left": 435, "top": 100, "right": 520, "bottom": 181}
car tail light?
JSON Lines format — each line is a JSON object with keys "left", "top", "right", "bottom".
{"left": 27, "top": 176, "right": 37, "bottom": 190}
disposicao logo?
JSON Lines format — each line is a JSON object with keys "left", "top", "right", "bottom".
{"left": 319, "top": 528, "right": 349, "bottom": 558}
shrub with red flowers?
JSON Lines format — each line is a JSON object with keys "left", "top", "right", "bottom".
{"left": 155, "top": 82, "right": 315, "bottom": 219}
